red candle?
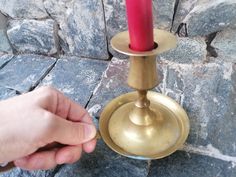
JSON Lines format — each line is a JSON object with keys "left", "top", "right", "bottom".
{"left": 125, "top": 0, "right": 154, "bottom": 51}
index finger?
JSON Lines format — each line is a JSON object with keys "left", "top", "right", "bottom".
{"left": 56, "top": 91, "right": 93, "bottom": 124}
{"left": 34, "top": 87, "right": 93, "bottom": 124}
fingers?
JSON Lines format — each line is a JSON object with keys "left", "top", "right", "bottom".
{"left": 14, "top": 145, "right": 83, "bottom": 170}
{"left": 83, "top": 139, "right": 97, "bottom": 153}
{"left": 79, "top": 112, "right": 94, "bottom": 124}
{"left": 37, "top": 86, "right": 93, "bottom": 124}
{"left": 49, "top": 114, "right": 96, "bottom": 145}
{"left": 14, "top": 149, "right": 58, "bottom": 170}
{"left": 57, "top": 92, "right": 93, "bottom": 123}
{"left": 52, "top": 91, "right": 71, "bottom": 118}
{"left": 55, "top": 145, "right": 82, "bottom": 164}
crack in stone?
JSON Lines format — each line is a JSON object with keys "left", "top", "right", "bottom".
{"left": 182, "top": 144, "right": 236, "bottom": 163}
{"left": 146, "top": 160, "right": 152, "bottom": 177}
{"left": 101, "top": 0, "right": 113, "bottom": 60}
{"left": 84, "top": 63, "right": 109, "bottom": 112}
{"left": 85, "top": 92, "right": 94, "bottom": 109}
{"left": 72, "top": 55, "right": 111, "bottom": 61}
{"left": 3, "top": 15, "right": 15, "bottom": 54}
{"left": 29, "top": 59, "right": 58, "bottom": 91}
{"left": 43, "top": 2, "right": 55, "bottom": 21}
{"left": 175, "top": 23, "right": 188, "bottom": 37}
{"left": 51, "top": 164, "right": 64, "bottom": 177}
{"left": 0, "top": 57, "right": 13, "bottom": 70}
{"left": 170, "top": 0, "right": 180, "bottom": 32}
{"left": 205, "top": 32, "right": 218, "bottom": 58}
{"left": 4, "top": 86, "right": 21, "bottom": 95}
{"left": 86, "top": 59, "right": 112, "bottom": 119}
{"left": 43, "top": 2, "right": 61, "bottom": 58}
{"left": 52, "top": 23, "right": 60, "bottom": 58}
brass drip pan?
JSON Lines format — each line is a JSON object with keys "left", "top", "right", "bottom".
{"left": 99, "top": 91, "right": 190, "bottom": 160}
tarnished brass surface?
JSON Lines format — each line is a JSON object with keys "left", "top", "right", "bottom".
{"left": 128, "top": 56, "right": 158, "bottom": 90}
{"left": 111, "top": 29, "right": 177, "bottom": 56}
{"left": 99, "top": 91, "right": 190, "bottom": 159}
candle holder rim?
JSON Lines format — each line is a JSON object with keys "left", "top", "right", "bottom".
{"left": 111, "top": 29, "right": 177, "bottom": 57}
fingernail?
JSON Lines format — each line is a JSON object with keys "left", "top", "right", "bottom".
{"left": 84, "top": 124, "right": 96, "bottom": 140}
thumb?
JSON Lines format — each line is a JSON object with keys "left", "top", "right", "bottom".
{"left": 52, "top": 117, "right": 97, "bottom": 145}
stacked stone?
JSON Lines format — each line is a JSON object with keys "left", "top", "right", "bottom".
{"left": 0, "top": 0, "right": 236, "bottom": 176}
{"left": 0, "top": 0, "right": 235, "bottom": 59}
{"left": 0, "top": 0, "right": 109, "bottom": 59}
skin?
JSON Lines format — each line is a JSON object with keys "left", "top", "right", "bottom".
{"left": 0, "top": 86, "right": 97, "bottom": 170}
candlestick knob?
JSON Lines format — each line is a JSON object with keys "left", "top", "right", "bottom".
{"left": 99, "top": 29, "right": 190, "bottom": 159}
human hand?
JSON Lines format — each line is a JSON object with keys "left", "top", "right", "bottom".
{"left": 0, "top": 86, "right": 97, "bottom": 170}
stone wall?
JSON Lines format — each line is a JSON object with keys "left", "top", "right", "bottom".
{"left": 0, "top": 0, "right": 235, "bottom": 60}
{"left": 0, "top": 0, "right": 236, "bottom": 176}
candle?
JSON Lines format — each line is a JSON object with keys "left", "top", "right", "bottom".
{"left": 125, "top": 0, "right": 154, "bottom": 51}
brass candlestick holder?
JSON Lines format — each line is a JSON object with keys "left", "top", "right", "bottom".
{"left": 99, "top": 29, "right": 190, "bottom": 159}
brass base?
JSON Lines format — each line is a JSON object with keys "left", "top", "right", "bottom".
{"left": 99, "top": 91, "right": 190, "bottom": 160}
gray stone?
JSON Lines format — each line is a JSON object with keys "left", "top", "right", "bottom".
{"left": 172, "top": 0, "right": 198, "bottom": 32}
{"left": 207, "top": 63, "right": 236, "bottom": 156}
{"left": 87, "top": 58, "right": 131, "bottom": 118}
{"left": 0, "top": 0, "right": 48, "bottom": 19}
{"left": 157, "top": 61, "right": 236, "bottom": 156}
{"left": 40, "top": 56, "right": 108, "bottom": 107}
{"left": 104, "top": 0, "right": 175, "bottom": 37}
{"left": 0, "top": 12, "right": 12, "bottom": 54}
{"left": 7, "top": 19, "right": 58, "bottom": 56}
{"left": 0, "top": 87, "right": 16, "bottom": 100}
{"left": 159, "top": 37, "right": 206, "bottom": 63}
{"left": 0, "top": 12, "right": 7, "bottom": 29}
{"left": 153, "top": 0, "right": 176, "bottom": 30}
{"left": 148, "top": 151, "right": 236, "bottom": 177}
{"left": 211, "top": 28, "right": 236, "bottom": 62}
{"left": 104, "top": 0, "right": 127, "bottom": 38}
{"left": 103, "top": 0, "right": 128, "bottom": 58}
{"left": 182, "top": 0, "right": 236, "bottom": 36}
{"left": 0, "top": 168, "right": 55, "bottom": 177}
{"left": 0, "top": 54, "right": 56, "bottom": 93}
{"left": 0, "top": 30, "right": 12, "bottom": 54}
{"left": 44, "top": 0, "right": 109, "bottom": 59}
{"left": 54, "top": 137, "right": 148, "bottom": 177}
{"left": 0, "top": 54, "right": 13, "bottom": 69}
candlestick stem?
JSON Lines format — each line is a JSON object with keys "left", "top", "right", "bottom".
{"left": 129, "top": 90, "right": 156, "bottom": 126}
